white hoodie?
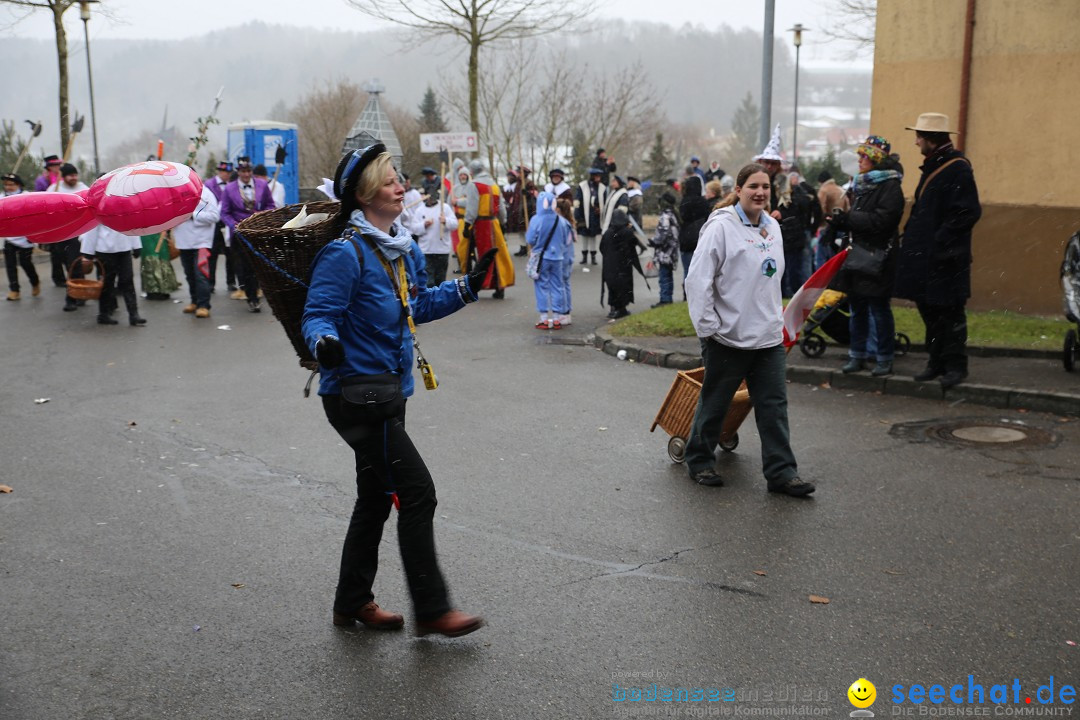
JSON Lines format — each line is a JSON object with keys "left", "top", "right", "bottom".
{"left": 685, "top": 205, "right": 785, "bottom": 349}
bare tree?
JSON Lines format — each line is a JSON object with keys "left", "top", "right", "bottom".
{"left": 1, "top": 0, "right": 118, "bottom": 155}
{"left": 285, "top": 79, "right": 367, "bottom": 186}
{"left": 442, "top": 40, "right": 533, "bottom": 172}
{"left": 2, "top": 1, "right": 79, "bottom": 153}
{"left": 344, "top": 0, "right": 592, "bottom": 138}
{"left": 818, "top": 0, "right": 877, "bottom": 56}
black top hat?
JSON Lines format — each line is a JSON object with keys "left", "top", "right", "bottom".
{"left": 217, "top": 161, "right": 234, "bottom": 172}
{"left": 235, "top": 156, "right": 253, "bottom": 170}
{"left": 44, "top": 155, "right": 61, "bottom": 167}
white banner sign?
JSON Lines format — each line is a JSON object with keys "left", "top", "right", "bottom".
{"left": 419, "top": 132, "right": 478, "bottom": 153}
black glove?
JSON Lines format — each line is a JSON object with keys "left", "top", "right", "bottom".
{"left": 462, "top": 222, "right": 473, "bottom": 241}
{"left": 131, "top": 249, "right": 141, "bottom": 259}
{"left": 827, "top": 210, "right": 849, "bottom": 231}
{"left": 467, "top": 248, "right": 498, "bottom": 295}
{"left": 315, "top": 335, "right": 345, "bottom": 369}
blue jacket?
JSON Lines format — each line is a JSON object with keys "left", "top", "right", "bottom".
{"left": 302, "top": 230, "right": 465, "bottom": 397}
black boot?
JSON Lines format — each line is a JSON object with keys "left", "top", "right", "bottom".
{"left": 514, "top": 245, "right": 528, "bottom": 257}
{"left": 590, "top": 252, "right": 598, "bottom": 266}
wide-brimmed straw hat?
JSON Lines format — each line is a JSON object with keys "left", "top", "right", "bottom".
{"left": 905, "top": 112, "right": 957, "bottom": 134}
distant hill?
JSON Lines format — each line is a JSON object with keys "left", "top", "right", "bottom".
{"left": 0, "top": 20, "right": 870, "bottom": 170}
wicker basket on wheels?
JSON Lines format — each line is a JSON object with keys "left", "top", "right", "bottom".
{"left": 650, "top": 367, "right": 750, "bottom": 463}
{"left": 66, "top": 257, "right": 105, "bottom": 301}
{"left": 234, "top": 201, "right": 344, "bottom": 371}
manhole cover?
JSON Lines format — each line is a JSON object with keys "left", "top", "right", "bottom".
{"left": 890, "top": 417, "right": 1061, "bottom": 449}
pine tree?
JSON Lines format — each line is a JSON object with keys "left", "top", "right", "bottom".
{"left": 416, "top": 86, "right": 448, "bottom": 134}
{"left": 645, "top": 132, "right": 672, "bottom": 183}
{"left": 726, "top": 92, "right": 761, "bottom": 168}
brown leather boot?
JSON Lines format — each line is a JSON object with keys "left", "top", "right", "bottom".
{"left": 333, "top": 601, "right": 404, "bottom": 630}
{"left": 416, "top": 609, "right": 484, "bottom": 638}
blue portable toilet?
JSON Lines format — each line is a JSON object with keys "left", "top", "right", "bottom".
{"left": 226, "top": 120, "right": 299, "bottom": 205}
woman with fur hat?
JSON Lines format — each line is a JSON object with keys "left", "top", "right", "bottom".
{"left": 302, "top": 144, "right": 497, "bottom": 638}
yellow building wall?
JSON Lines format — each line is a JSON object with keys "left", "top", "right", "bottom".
{"left": 871, "top": 0, "right": 1080, "bottom": 314}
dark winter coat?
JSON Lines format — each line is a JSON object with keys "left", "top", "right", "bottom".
{"left": 678, "top": 176, "right": 711, "bottom": 254}
{"left": 894, "top": 146, "right": 981, "bottom": 305}
{"left": 776, "top": 182, "right": 813, "bottom": 252}
{"left": 833, "top": 171, "right": 905, "bottom": 298}
{"left": 600, "top": 221, "right": 640, "bottom": 309}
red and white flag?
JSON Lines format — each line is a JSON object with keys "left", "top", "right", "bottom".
{"left": 782, "top": 248, "right": 849, "bottom": 347}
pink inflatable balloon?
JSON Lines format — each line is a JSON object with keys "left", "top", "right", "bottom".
{"left": 86, "top": 161, "right": 203, "bottom": 235}
{"left": 0, "top": 192, "right": 94, "bottom": 240}
{"left": 26, "top": 215, "right": 99, "bottom": 244}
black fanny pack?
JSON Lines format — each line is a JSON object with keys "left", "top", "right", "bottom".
{"left": 339, "top": 373, "right": 404, "bottom": 423}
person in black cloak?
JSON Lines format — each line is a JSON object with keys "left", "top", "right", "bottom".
{"left": 599, "top": 206, "right": 646, "bottom": 320}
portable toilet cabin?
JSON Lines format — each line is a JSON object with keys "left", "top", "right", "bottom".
{"left": 226, "top": 121, "right": 299, "bottom": 205}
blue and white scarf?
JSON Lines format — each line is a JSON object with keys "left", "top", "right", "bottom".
{"left": 853, "top": 169, "right": 903, "bottom": 197}
{"left": 348, "top": 208, "right": 413, "bottom": 261}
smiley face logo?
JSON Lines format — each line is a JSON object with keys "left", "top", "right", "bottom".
{"left": 848, "top": 678, "right": 877, "bottom": 709}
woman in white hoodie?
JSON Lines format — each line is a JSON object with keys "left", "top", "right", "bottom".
{"left": 683, "top": 163, "right": 813, "bottom": 497}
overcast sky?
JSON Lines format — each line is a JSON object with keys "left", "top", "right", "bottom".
{"left": 0, "top": 0, "right": 871, "bottom": 68}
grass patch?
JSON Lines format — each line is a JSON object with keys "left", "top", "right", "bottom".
{"left": 611, "top": 301, "right": 1073, "bottom": 351}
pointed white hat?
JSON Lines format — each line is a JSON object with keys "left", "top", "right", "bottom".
{"left": 754, "top": 123, "right": 784, "bottom": 162}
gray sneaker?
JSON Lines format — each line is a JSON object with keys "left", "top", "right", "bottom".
{"left": 768, "top": 477, "right": 815, "bottom": 497}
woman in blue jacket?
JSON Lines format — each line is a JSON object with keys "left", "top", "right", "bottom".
{"left": 302, "top": 143, "right": 495, "bottom": 638}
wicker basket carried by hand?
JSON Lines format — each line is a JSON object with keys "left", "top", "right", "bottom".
{"left": 234, "top": 201, "right": 344, "bottom": 370}
{"left": 66, "top": 258, "right": 105, "bottom": 301}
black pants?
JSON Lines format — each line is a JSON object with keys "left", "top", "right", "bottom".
{"left": 49, "top": 243, "right": 67, "bottom": 286}
{"left": 60, "top": 239, "right": 84, "bottom": 306}
{"left": 425, "top": 253, "right": 449, "bottom": 287}
{"left": 685, "top": 340, "right": 798, "bottom": 485}
{"left": 322, "top": 395, "right": 451, "bottom": 622}
{"left": 209, "top": 223, "right": 234, "bottom": 289}
{"left": 97, "top": 250, "right": 139, "bottom": 319}
{"left": 179, "top": 249, "right": 211, "bottom": 309}
{"left": 4, "top": 243, "right": 39, "bottom": 291}
{"left": 916, "top": 301, "right": 967, "bottom": 374}
{"left": 231, "top": 240, "right": 259, "bottom": 301}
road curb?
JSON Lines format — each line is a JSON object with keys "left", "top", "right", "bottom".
{"left": 589, "top": 328, "right": 1080, "bottom": 415}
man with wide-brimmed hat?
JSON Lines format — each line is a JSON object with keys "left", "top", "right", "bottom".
{"left": 893, "top": 112, "right": 982, "bottom": 390}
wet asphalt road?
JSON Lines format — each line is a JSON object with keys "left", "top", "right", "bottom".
{"left": 1, "top": 258, "right": 1078, "bottom": 719}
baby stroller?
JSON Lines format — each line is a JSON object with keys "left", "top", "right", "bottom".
{"left": 1061, "top": 231, "right": 1080, "bottom": 371}
{"left": 798, "top": 289, "right": 911, "bottom": 358}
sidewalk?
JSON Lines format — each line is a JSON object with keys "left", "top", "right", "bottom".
{"left": 589, "top": 327, "right": 1080, "bottom": 416}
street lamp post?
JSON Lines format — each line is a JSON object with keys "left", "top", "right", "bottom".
{"left": 79, "top": 0, "right": 101, "bottom": 175}
{"left": 787, "top": 23, "right": 807, "bottom": 167}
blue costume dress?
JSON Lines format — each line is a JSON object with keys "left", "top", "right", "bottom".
{"left": 526, "top": 191, "right": 572, "bottom": 320}
{"left": 302, "top": 212, "right": 475, "bottom": 621}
